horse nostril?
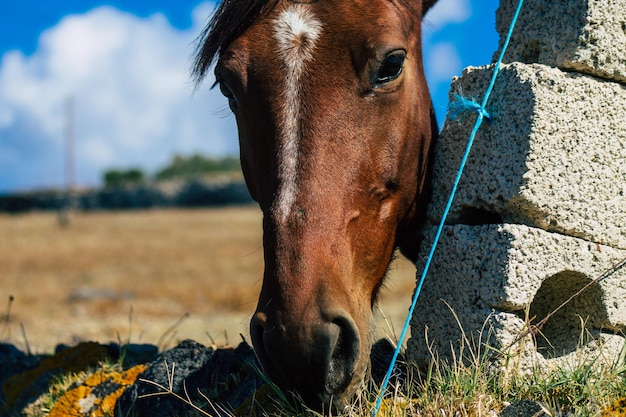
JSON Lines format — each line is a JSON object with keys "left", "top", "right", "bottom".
{"left": 250, "top": 313, "right": 273, "bottom": 376}
{"left": 250, "top": 313, "right": 264, "bottom": 347}
{"left": 326, "top": 313, "right": 360, "bottom": 393}
{"left": 250, "top": 309, "right": 362, "bottom": 409}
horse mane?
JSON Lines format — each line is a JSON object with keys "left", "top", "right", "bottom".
{"left": 423, "top": 0, "right": 437, "bottom": 12}
{"left": 192, "top": 0, "right": 271, "bottom": 84}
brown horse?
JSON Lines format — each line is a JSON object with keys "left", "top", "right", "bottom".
{"left": 193, "top": 0, "right": 438, "bottom": 410}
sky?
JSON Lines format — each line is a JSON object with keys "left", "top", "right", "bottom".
{"left": 0, "top": 0, "right": 499, "bottom": 193}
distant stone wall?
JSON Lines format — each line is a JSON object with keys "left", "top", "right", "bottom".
{"left": 408, "top": 0, "right": 626, "bottom": 369}
{"left": 0, "top": 179, "right": 253, "bottom": 213}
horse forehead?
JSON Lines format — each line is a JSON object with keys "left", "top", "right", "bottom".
{"left": 265, "top": 0, "right": 411, "bottom": 38}
{"left": 273, "top": 3, "right": 323, "bottom": 62}
{"left": 231, "top": 0, "right": 414, "bottom": 61}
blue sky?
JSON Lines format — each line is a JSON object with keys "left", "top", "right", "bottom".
{"left": 0, "top": 0, "right": 499, "bottom": 192}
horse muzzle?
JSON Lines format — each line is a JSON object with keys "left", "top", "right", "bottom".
{"left": 250, "top": 309, "right": 365, "bottom": 410}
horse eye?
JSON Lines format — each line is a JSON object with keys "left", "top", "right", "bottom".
{"left": 374, "top": 52, "right": 405, "bottom": 85}
{"left": 218, "top": 82, "right": 238, "bottom": 111}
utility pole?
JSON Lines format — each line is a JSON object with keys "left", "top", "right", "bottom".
{"left": 59, "top": 95, "right": 75, "bottom": 227}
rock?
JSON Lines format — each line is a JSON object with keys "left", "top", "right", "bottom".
{"left": 0, "top": 343, "right": 43, "bottom": 406}
{"left": 407, "top": 224, "right": 626, "bottom": 369}
{"left": 115, "top": 339, "right": 262, "bottom": 417}
{"left": 410, "top": 0, "right": 626, "bottom": 371}
{"left": 117, "top": 343, "right": 159, "bottom": 368}
{"left": 369, "top": 338, "right": 406, "bottom": 386}
{"left": 48, "top": 364, "right": 147, "bottom": 417}
{"left": 67, "top": 287, "right": 135, "bottom": 303}
{"left": 428, "top": 62, "right": 626, "bottom": 250}
{"left": 500, "top": 400, "right": 551, "bottom": 417}
{"left": 496, "top": 0, "right": 626, "bottom": 84}
{"left": 1, "top": 342, "right": 118, "bottom": 415}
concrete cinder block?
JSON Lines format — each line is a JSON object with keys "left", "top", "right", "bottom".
{"left": 407, "top": 223, "right": 626, "bottom": 368}
{"left": 428, "top": 62, "right": 626, "bottom": 249}
{"left": 496, "top": 0, "right": 626, "bottom": 84}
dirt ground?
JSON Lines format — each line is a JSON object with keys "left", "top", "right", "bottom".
{"left": 0, "top": 207, "right": 417, "bottom": 353}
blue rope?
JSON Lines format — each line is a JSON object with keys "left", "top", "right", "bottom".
{"left": 448, "top": 94, "right": 491, "bottom": 121}
{"left": 371, "top": 1, "right": 525, "bottom": 415}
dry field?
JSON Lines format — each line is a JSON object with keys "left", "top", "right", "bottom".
{"left": 0, "top": 207, "right": 417, "bottom": 354}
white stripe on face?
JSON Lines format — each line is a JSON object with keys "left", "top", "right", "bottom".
{"left": 273, "top": 4, "right": 322, "bottom": 221}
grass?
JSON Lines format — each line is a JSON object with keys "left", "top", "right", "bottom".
{"left": 3, "top": 208, "right": 625, "bottom": 415}
{"left": 16, "top": 326, "right": 625, "bottom": 417}
{"left": 0, "top": 208, "right": 417, "bottom": 353}
{"left": 0, "top": 208, "right": 262, "bottom": 351}
{"left": 237, "top": 325, "right": 626, "bottom": 417}
{"left": 113, "top": 315, "right": 625, "bottom": 417}
{"left": 1, "top": 295, "right": 13, "bottom": 342}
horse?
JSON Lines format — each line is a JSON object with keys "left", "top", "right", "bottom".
{"left": 193, "top": 0, "right": 438, "bottom": 410}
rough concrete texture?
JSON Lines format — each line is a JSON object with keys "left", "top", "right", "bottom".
{"left": 495, "top": 0, "right": 626, "bottom": 84}
{"left": 427, "top": 62, "right": 626, "bottom": 249}
{"left": 407, "top": 223, "right": 626, "bottom": 368}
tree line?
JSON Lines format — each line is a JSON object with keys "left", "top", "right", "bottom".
{"left": 103, "top": 154, "right": 241, "bottom": 188}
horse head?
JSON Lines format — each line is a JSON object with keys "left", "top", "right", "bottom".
{"left": 194, "top": 0, "right": 438, "bottom": 409}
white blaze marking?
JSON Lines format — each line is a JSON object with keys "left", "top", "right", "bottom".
{"left": 273, "top": 5, "right": 322, "bottom": 221}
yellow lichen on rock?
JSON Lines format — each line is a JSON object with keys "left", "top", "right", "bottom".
{"left": 2, "top": 342, "right": 113, "bottom": 414}
{"left": 49, "top": 364, "right": 146, "bottom": 417}
{"left": 601, "top": 397, "right": 626, "bottom": 417}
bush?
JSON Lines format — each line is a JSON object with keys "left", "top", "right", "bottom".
{"left": 103, "top": 168, "right": 145, "bottom": 188}
{"left": 154, "top": 154, "right": 240, "bottom": 181}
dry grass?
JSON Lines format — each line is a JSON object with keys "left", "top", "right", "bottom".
{"left": 5, "top": 208, "right": 624, "bottom": 416}
{"left": 0, "top": 207, "right": 416, "bottom": 353}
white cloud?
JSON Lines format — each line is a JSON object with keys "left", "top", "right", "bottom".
{"left": 0, "top": 106, "right": 15, "bottom": 128}
{"left": 0, "top": 3, "right": 237, "bottom": 191}
{"left": 424, "top": 0, "right": 472, "bottom": 30}
{"left": 426, "top": 42, "right": 462, "bottom": 85}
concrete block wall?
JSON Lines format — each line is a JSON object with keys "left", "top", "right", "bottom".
{"left": 426, "top": 62, "right": 626, "bottom": 250}
{"left": 407, "top": 0, "right": 626, "bottom": 369}
{"left": 496, "top": 0, "right": 626, "bottom": 84}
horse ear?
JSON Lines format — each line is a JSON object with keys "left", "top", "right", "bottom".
{"left": 423, "top": 0, "right": 438, "bottom": 13}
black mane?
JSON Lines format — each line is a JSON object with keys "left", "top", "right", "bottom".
{"left": 192, "top": 0, "right": 270, "bottom": 84}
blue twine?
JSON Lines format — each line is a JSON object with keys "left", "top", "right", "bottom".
{"left": 448, "top": 93, "right": 491, "bottom": 121}
{"left": 371, "top": 0, "right": 525, "bottom": 415}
